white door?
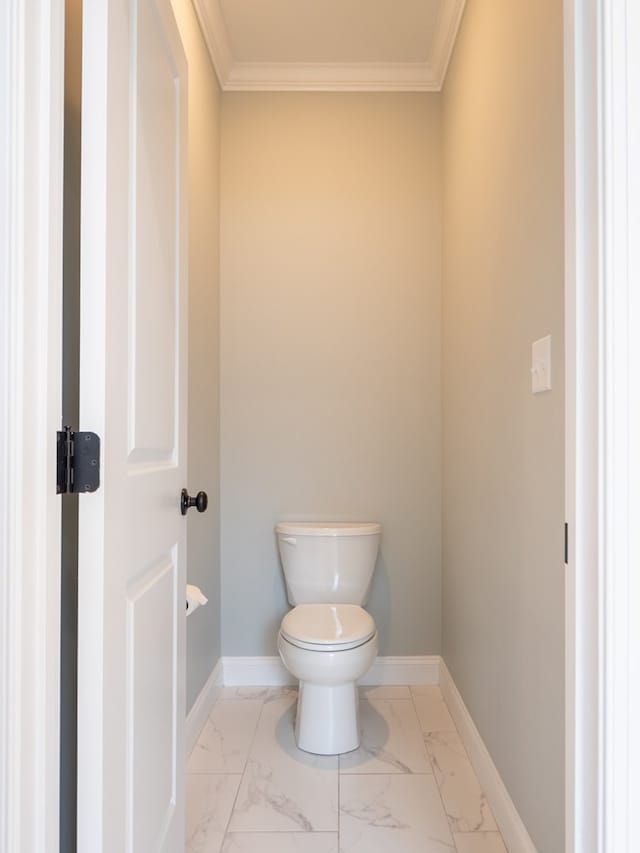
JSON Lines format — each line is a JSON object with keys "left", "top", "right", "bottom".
{"left": 77, "top": 1, "right": 188, "bottom": 851}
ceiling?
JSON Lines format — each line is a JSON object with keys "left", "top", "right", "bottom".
{"left": 192, "top": 0, "right": 467, "bottom": 91}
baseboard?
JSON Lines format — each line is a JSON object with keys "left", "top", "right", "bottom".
{"left": 359, "top": 655, "right": 440, "bottom": 685}
{"left": 439, "top": 660, "right": 538, "bottom": 853}
{"left": 186, "top": 658, "right": 223, "bottom": 756}
{"left": 222, "top": 656, "right": 295, "bottom": 686}
{"left": 221, "top": 655, "right": 440, "bottom": 687}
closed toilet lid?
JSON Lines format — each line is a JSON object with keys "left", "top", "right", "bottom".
{"left": 281, "top": 604, "right": 375, "bottom": 651}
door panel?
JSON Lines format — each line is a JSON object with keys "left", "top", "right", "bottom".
{"left": 78, "top": 1, "right": 187, "bottom": 851}
{"left": 128, "top": 553, "right": 177, "bottom": 850}
{"left": 130, "top": 0, "right": 180, "bottom": 462}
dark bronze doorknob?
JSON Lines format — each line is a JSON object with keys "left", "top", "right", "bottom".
{"left": 180, "top": 489, "right": 208, "bottom": 516}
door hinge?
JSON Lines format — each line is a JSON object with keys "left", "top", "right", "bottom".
{"left": 57, "top": 427, "right": 101, "bottom": 494}
{"left": 564, "top": 522, "right": 569, "bottom": 565}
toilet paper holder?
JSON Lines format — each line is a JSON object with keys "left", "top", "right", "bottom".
{"left": 186, "top": 584, "right": 208, "bottom": 614}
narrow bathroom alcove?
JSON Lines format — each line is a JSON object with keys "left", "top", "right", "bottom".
{"left": 178, "top": 2, "right": 565, "bottom": 852}
{"left": 56, "top": 2, "right": 565, "bottom": 852}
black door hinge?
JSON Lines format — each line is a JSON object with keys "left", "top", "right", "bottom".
{"left": 564, "top": 522, "right": 569, "bottom": 565}
{"left": 57, "top": 427, "right": 101, "bottom": 494}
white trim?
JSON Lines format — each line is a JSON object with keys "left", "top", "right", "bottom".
{"left": 359, "top": 655, "right": 440, "bottom": 686}
{"left": 191, "top": 0, "right": 233, "bottom": 86}
{"left": 429, "top": 0, "right": 467, "bottom": 87}
{"left": 223, "top": 62, "right": 443, "bottom": 93}
{"left": 185, "top": 659, "right": 223, "bottom": 756}
{"left": 192, "top": 0, "right": 465, "bottom": 92}
{"left": 439, "top": 662, "right": 537, "bottom": 853}
{"left": 222, "top": 656, "right": 295, "bottom": 687}
{"left": 600, "top": 1, "right": 640, "bottom": 850}
{"left": 0, "top": 1, "right": 64, "bottom": 851}
{"left": 221, "top": 655, "right": 440, "bottom": 687}
{"left": 564, "top": 2, "right": 602, "bottom": 851}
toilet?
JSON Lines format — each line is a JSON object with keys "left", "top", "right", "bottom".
{"left": 275, "top": 521, "right": 381, "bottom": 755}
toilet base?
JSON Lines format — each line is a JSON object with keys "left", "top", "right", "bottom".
{"left": 295, "top": 681, "right": 360, "bottom": 755}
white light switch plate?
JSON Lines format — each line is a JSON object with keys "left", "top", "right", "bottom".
{"left": 531, "top": 335, "right": 552, "bottom": 393}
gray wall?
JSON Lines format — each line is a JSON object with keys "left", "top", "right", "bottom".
{"left": 441, "top": 2, "right": 565, "bottom": 851}
{"left": 171, "top": 0, "right": 222, "bottom": 712}
{"left": 220, "top": 93, "right": 442, "bottom": 656}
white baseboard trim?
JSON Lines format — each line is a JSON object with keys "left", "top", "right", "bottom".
{"left": 359, "top": 655, "right": 440, "bottom": 686}
{"left": 221, "top": 655, "right": 440, "bottom": 687}
{"left": 222, "top": 656, "right": 295, "bottom": 686}
{"left": 186, "top": 658, "right": 223, "bottom": 756}
{"left": 439, "top": 660, "right": 538, "bottom": 853}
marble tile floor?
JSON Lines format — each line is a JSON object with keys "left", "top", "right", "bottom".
{"left": 186, "top": 684, "right": 508, "bottom": 853}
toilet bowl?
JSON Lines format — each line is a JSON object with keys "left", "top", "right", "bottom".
{"left": 275, "top": 521, "right": 381, "bottom": 755}
{"left": 277, "top": 602, "right": 378, "bottom": 754}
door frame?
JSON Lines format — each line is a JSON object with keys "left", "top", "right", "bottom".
{"left": 0, "top": 2, "right": 634, "bottom": 852}
{"left": 0, "top": 1, "right": 65, "bottom": 852}
{"left": 563, "top": 2, "right": 601, "bottom": 850}
{"left": 593, "top": 1, "right": 640, "bottom": 850}
{"left": 564, "top": 0, "right": 640, "bottom": 851}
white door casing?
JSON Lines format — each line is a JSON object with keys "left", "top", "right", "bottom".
{"left": 564, "top": 1, "right": 601, "bottom": 850}
{"left": 599, "top": 1, "right": 640, "bottom": 850}
{"left": 564, "top": 1, "right": 640, "bottom": 851}
{"left": 0, "top": 1, "right": 64, "bottom": 852}
{"left": 77, "top": 2, "right": 188, "bottom": 851}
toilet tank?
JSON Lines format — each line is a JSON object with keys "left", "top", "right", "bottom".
{"left": 275, "top": 522, "right": 381, "bottom": 605}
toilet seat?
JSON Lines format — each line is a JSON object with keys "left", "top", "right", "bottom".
{"left": 279, "top": 631, "right": 376, "bottom": 653}
{"left": 280, "top": 603, "right": 375, "bottom": 652}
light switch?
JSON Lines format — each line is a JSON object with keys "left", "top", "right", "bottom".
{"left": 531, "top": 335, "right": 552, "bottom": 393}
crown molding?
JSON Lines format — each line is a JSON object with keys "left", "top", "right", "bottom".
{"left": 430, "top": 0, "right": 467, "bottom": 87}
{"left": 225, "top": 62, "right": 441, "bottom": 92}
{"left": 192, "top": 0, "right": 466, "bottom": 92}
{"left": 192, "top": 0, "right": 233, "bottom": 86}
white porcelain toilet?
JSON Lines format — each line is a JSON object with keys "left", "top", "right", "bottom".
{"left": 275, "top": 521, "right": 381, "bottom": 755}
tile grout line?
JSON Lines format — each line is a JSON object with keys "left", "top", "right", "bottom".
{"left": 407, "top": 685, "right": 439, "bottom": 773}
{"left": 409, "top": 685, "right": 465, "bottom": 852}
{"left": 208, "top": 830, "right": 341, "bottom": 836}
{"left": 216, "top": 693, "right": 268, "bottom": 850}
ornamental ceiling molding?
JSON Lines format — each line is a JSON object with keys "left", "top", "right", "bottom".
{"left": 192, "top": 0, "right": 466, "bottom": 92}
